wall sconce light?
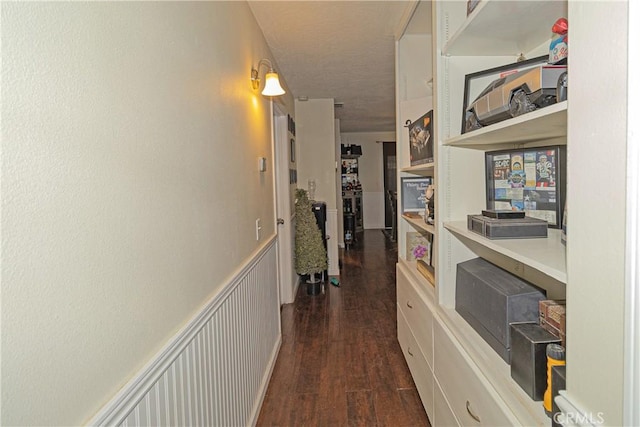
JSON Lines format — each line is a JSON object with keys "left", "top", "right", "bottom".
{"left": 251, "top": 58, "right": 285, "bottom": 96}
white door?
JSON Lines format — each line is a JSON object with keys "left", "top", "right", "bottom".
{"left": 272, "top": 104, "right": 297, "bottom": 304}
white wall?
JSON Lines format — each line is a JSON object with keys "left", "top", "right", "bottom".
{"left": 335, "top": 119, "right": 344, "bottom": 245}
{"left": 1, "top": 2, "right": 294, "bottom": 425}
{"left": 341, "top": 132, "right": 396, "bottom": 230}
{"left": 295, "top": 99, "right": 337, "bottom": 209}
{"left": 295, "top": 99, "right": 339, "bottom": 275}
{"left": 398, "top": 34, "right": 433, "bottom": 103}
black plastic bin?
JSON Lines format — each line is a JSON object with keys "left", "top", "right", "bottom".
{"left": 344, "top": 213, "right": 355, "bottom": 248}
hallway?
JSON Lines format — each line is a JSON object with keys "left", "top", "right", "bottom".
{"left": 257, "top": 230, "right": 430, "bottom": 426}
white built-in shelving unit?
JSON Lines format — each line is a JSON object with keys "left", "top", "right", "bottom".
{"left": 433, "top": 1, "right": 568, "bottom": 423}
{"left": 443, "top": 101, "right": 567, "bottom": 149}
{"left": 402, "top": 214, "right": 435, "bottom": 236}
{"left": 395, "top": 1, "right": 630, "bottom": 426}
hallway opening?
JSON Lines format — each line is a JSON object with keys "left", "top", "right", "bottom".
{"left": 257, "top": 230, "right": 430, "bottom": 426}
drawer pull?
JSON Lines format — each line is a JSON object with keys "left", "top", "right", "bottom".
{"left": 406, "top": 301, "right": 413, "bottom": 309}
{"left": 466, "top": 400, "right": 481, "bottom": 423}
{"left": 407, "top": 347, "right": 414, "bottom": 357}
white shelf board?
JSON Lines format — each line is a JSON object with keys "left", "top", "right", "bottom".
{"left": 444, "top": 221, "right": 566, "bottom": 284}
{"left": 437, "top": 306, "right": 549, "bottom": 426}
{"left": 445, "top": 101, "right": 567, "bottom": 150}
{"left": 401, "top": 162, "right": 435, "bottom": 174}
{"left": 403, "top": 214, "right": 436, "bottom": 235}
{"left": 443, "top": 0, "right": 567, "bottom": 56}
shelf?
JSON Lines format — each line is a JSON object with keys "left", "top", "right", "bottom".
{"left": 444, "top": 101, "right": 567, "bottom": 150}
{"left": 443, "top": 0, "right": 567, "bottom": 56}
{"left": 398, "top": 257, "right": 436, "bottom": 296}
{"left": 402, "top": 214, "right": 436, "bottom": 235}
{"left": 444, "top": 220, "right": 566, "bottom": 285}
{"left": 400, "top": 162, "right": 435, "bottom": 174}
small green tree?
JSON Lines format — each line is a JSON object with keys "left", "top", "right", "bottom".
{"left": 294, "top": 188, "right": 327, "bottom": 283}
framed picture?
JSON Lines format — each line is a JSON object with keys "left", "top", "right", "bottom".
{"left": 406, "top": 231, "right": 433, "bottom": 264}
{"left": 290, "top": 138, "right": 295, "bottom": 163}
{"left": 401, "top": 176, "right": 432, "bottom": 213}
{"left": 407, "top": 230, "right": 435, "bottom": 284}
{"left": 461, "top": 55, "right": 548, "bottom": 134}
{"left": 408, "top": 110, "right": 434, "bottom": 166}
{"left": 485, "top": 145, "right": 566, "bottom": 227}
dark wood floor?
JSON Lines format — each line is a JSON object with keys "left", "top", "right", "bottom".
{"left": 256, "top": 230, "right": 431, "bottom": 426}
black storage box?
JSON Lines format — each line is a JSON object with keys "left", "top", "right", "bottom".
{"left": 551, "top": 365, "right": 567, "bottom": 427}
{"left": 468, "top": 215, "right": 548, "bottom": 239}
{"left": 510, "top": 323, "right": 561, "bottom": 400}
{"left": 455, "top": 258, "right": 546, "bottom": 363}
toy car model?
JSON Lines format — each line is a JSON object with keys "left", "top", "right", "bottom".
{"left": 464, "top": 64, "right": 567, "bottom": 133}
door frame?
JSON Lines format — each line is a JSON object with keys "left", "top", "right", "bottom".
{"left": 625, "top": 0, "right": 639, "bottom": 424}
{"left": 271, "top": 103, "right": 297, "bottom": 304}
{"left": 382, "top": 141, "right": 397, "bottom": 229}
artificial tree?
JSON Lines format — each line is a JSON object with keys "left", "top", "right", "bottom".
{"left": 294, "top": 188, "right": 328, "bottom": 295}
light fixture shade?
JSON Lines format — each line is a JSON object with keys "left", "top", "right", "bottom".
{"left": 262, "top": 72, "right": 285, "bottom": 96}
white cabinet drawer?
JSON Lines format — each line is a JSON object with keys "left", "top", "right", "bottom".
{"left": 397, "top": 263, "right": 434, "bottom": 368}
{"left": 434, "top": 378, "right": 461, "bottom": 427}
{"left": 434, "top": 319, "right": 515, "bottom": 426}
{"left": 397, "top": 306, "right": 434, "bottom": 419}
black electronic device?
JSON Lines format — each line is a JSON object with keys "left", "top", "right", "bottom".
{"left": 468, "top": 215, "right": 548, "bottom": 239}
{"left": 482, "top": 209, "right": 526, "bottom": 219}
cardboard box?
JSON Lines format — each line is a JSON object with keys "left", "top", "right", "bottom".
{"left": 539, "top": 300, "right": 566, "bottom": 346}
{"left": 539, "top": 299, "right": 566, "bottom": 331}
{"left": 540, "top": 318, "right": 566, "bottom": 348}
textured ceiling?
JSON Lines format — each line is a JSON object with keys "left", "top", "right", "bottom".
{"left": 249, "top": 1, "right": 418, "bottom": 133}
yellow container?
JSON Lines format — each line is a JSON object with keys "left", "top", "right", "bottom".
{"left": 543, "top": 344, "right": 566, "bottom": 415}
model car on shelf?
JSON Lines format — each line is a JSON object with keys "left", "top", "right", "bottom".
{"left": 464, "top": 65, "right": 567, "bottom": 133}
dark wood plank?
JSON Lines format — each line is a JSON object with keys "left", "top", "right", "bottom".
{"left": 288, "top": 393, "right": 321, "bottom": 427}
{"left": 399, "top": 388, "right": 432, "bottom": 426}
{"left": 384, "top": 337, "right": 417, "bottom": 390}
{"left": 372, "top": 389, "right": 415, "bottom": 427}
{"left": 344, "top": 338, "right": 371, "bottom": 391}
{"left": 317, "top": 340, "right": 347, "bottom": 425}
{"left": 295, "top": 340, "right": 325, "bottom": 393}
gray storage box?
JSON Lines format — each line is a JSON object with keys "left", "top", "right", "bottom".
{"left": 510, "top": 323, "right": 561, "bottom": 400}
{"left": 467, "top": 215, "right": 548, "bottom": 239}
{"left": 455, "top": 258, "right": 546, "bottom": 363}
